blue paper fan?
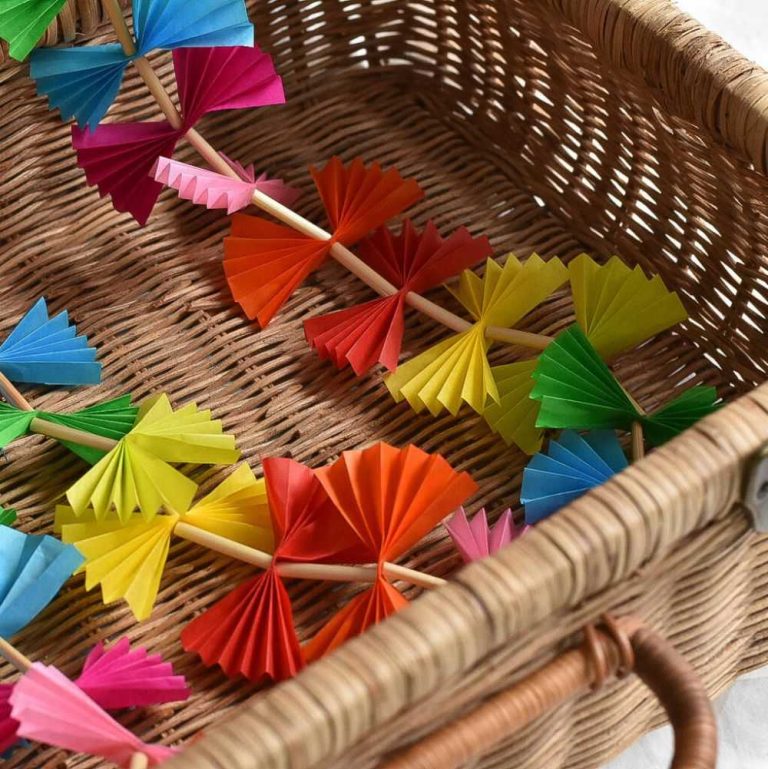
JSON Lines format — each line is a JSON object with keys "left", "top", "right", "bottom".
{"left": 521, "top": 430, "right": 627, "bottom": 524}
{"left": 30, "top": 45, "right": 131, "bottom": 131}
{"left": 0, "top": 526, "right": 84, "bottom": 637}
{"left": 0, "top": 298, "right": 101, "bottom": 386}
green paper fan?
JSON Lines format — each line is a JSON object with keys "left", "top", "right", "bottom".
{"left": 0, "top": 505, "right": 17, "bottom": 526}
{"left": 642, "top": 386, "right": 720, "bottom": 447}
{"left": 0, "top": 0, "right": 67, "bottom": 61}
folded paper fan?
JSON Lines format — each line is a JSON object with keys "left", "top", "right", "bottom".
{"left": 133, "top": 0, "right": 253, "bottom": 54}
{"left": 153, "top": 155, "right": 298, "bottom": 214}
{"left": 66, "top": 393, "right": 240, "bottom": 523}
{"left": 569, "top": 254, "right": 688, "bottom": 360}
{"left": 0, "top": 297, "right": 101, "bottom": 386}
{"left": 10, "top": 663, "right": 177, "bottom": 767}
{"left": 521, "top": 430, "right": 628, "bottom": 524}
{"left": 183, "top": 457, "right": 365, "bottom": 682}
{"left": 445, "top": 507, "right": 527, "bottom": 564}
{"left": 222, "top": 158, "right": 422, "bottom": 326}
{"left": 0, "top": 526, "right": 83, "bottom": 638}
{"left": 304, "top": 220, "right": 492, "bottom": 375}
{"left": 73, "top": 45, "right": 284, "bottom": 223}
{"left": 0, "top": 395, "right": 138, "bottom": 463}
{"left": 58, "top": 464, "right": 272, "bottom": 619}
{"left": 0, "top": 507, "right": 17, "bottom": 527}
{"left": 75, "top": 637, "right": 190, "bottom": 710}
{"left": 0, "top": 684, "right": 18, "bottom": 755}
{"left": 483, "top": 359, "right": 543, "bottom": 454}
{"left": 0, "top": 0, "right": 67, "bottom": 61}
{"left": 531, "top": 325, "right": 720, "bottom": 445}
{"left": 385, "top": 255, "right": 567, "bottom": 417}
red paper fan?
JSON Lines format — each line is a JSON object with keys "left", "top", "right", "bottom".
{"left": 304, "top": 579, "right": 407, "bottom": 662}
{"left": 304, "top": 220, "right": 492, "bottom": 374}
{"left": 310, "top": 157, "right": 424, "bottom": 246}
{"left": 224, "top": 215, "right": 332, "bottom": 326}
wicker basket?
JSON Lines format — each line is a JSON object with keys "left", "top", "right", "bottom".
{"left": 2, "top": 0, "right": 768, "bottom": 767}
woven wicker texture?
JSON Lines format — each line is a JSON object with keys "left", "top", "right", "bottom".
{"left": 1, "top": 1, "right": 767, "bottom": 768}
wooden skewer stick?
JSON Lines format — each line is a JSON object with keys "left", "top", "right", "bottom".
{"left": 174, "top": 521, "right": 446, "bottom": 589}
{"left": 0, "top": 636, "right": 32, "bottom": 672}
{"left": 0, "top": 372, "right": 117, "bottom": 452}
{"left": 129, "top": 753, "right": 150, "bottom": 769}
{"left": 623, "top": 386, "right": 646, "bottom": 462}
{"left": 99, "top": 0, "right": 553, "bottom": 351}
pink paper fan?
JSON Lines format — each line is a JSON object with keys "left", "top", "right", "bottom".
{"left": 444, "top": 507, "right": 528, "bottom": 563}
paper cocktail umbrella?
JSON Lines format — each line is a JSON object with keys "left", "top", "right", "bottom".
{"left": 569, "top": 253, "right": 688, "bottom": 360}
{"left": 445, "top": 507, "right": 528, "bottom": 564}
{"left": 304, "top": 219, "right": 492, "bottom": 375}
{"left": 0, "top": 395, "right": 138, "bottom": 464}
{"left": 0, "top": 507, "right": 17, "bottom": 527}
{"left": 304, "top": 443, "right": 477, "bottom": 660}
{"left": 0, "top": 637, "right": 188, "bottom": 756}
{"left": 153, "top": 153, "right": 299, "bottom": 214}
{"left": 56, "top": 464, "right": 271, "bottom": 619}
{"left": 182, "top": 457, "right": 366, "bottom": 682}
{"left": 29, "top": 0, "right": 254, "bottom": 129}
{"left": 0, "top": 0, "right": 67, "bottom": 61}
{"left": 9, "top": 663, "right": 177, "bottom": 767}
{"left": 64, "top": 393, "right": 240, "bottom": 523}
{"left": 72, "top": 44, "right": 285, "bottom": 224}
{"left": 530, "top": 325, "right": 720, "bottom": 446}
{"left": 385, "top": 255, "right": 567, "bottom": 417}
{"left": 0, "top": 526, "right": 83, "bottom": 638}
{"left": 223, "top": 156, "right": 425, "bottom": 327}
{"left": 482, "top": 358, "right": 543, "bottom": 454}
{"left": 521, "top": 430, "right": 628, "bottom": 524}
{"left": 0, "top": 298, "right": 101, "bottom": 386}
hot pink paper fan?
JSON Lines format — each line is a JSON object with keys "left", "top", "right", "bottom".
{"left": 444, "top": 506, "right": 528, "bottom": 563}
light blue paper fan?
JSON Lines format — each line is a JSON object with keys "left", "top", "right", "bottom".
{"left": 521, "top": 430, "right": 628, "bottom": 524}
{"left": 0, "top": 298, "right": 101, "bottom": 386}
{"left": 30, "top": 45, "right": 131, "bottom": 130}
{"left": 0, "top": 526, "right": 84, "bottom": 637}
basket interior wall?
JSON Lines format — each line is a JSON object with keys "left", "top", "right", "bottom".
{"left": 1, "top": 1, "right": 767, "bottom": 768}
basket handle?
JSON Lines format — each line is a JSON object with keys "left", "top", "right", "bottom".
{"left": 380, "top": 616, "right": 716, "bottom": 769}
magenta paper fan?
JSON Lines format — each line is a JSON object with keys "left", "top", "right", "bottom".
{"left": 10, "top": 664, "right": 177, "bottom": 767}
{"left": 444, "top": 507, "right": 528, "bottom": 563}
{"left": 75, "top": 637, "right": 190, "bottom": 710}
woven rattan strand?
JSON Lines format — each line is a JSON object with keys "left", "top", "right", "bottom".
{"left": 1, "top": 1, "right": 768, "bottom": 768}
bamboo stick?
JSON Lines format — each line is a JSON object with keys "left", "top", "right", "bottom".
{"left": 99, "top": 0, "right": 554, "bottom": 351}
{"left": 129, "top": 753, "right": 149, "bottom": 769}
{"left": 0, "top": 636, "right": 32, "bottom": 672}
{"left": 174, "top": 522, "right": 446, "bottom": 589}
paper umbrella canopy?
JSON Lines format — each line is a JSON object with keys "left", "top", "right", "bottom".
{"left": 181, "top": 442, "right": 477, "bottom": 683}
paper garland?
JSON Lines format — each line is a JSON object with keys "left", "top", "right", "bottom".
{"left": 0, "top": 526, "right": 84, "bottom": 638}
{"left": 0, "top": 298, "right": 101, "bottom": 387}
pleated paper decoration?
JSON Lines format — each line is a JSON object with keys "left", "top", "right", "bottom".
{"left": 0, "top": 395, "right": 138, "bottom": 464}
{"left": 0, "top": 507, "right": 17, "bottom": 527}
{"left": 531, "top": 325, "right": 720, "bottom": 445}
{"left": 0, "top": 638, "right": 188, "bottom": 756}
{"left": 9, "top": 664, "right": 177, "bottom": 767}
{"left": 0, "top": 298, "right": 101, "bottom": 386}
{"left": 182, "top": 457, "right": 361, "bottom": 682}
{"left": 29, "top": 0, "right": 254, "bottom": 129}
{"left": 482, "top": 358, "right": 543, "bottom": 454}
{"left": 521, "top": 430, "right": 628, "bottom": 524}
{"left": 0, "top": 526, "right": 83, "bottom": 638}
{"left": 153, "top": 154, "right": 299, "bottom": 214}
{"left": 444, "top": 506, "right": 527, "bottom": 564}
{"left": 0, "top": 0, "right": 67, "bottom": 61}
{"left": 385, "top": 255, "right": 568, "bottom": 417}
{"left": 223, "top": 157, "right": 424, "bottom": 326}
{"left": 65, "top": 393, "right": 240, "bottom": 523}
{"left": 304, "top": 219, "right": 492, "bottom": 375}
{"left": 72, "top": 45, "right": 285, "bottom": 223}
{"left": 569, "top": 254, "right": 688, "bottom": 360}
{"left": 305, "top": 443, "right": 477, "bottom": 661}
{"left": 56, "top": 464, "right": 271, "bottom": 619}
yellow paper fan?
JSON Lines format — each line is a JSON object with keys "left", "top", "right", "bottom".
{"left": 569, "top": 253, "right": 687, "bottom": 360}
{"left": 57, "top": 463, "right": 272, "bottom": 620}
{"left": 483, "top": 359, "right": 543, "bottom": 454}
{"left": 66, "top": 394, "right": 241, "bottom": 523}
{"left": 386, "top": 254, "right": 567, "bottom": 417}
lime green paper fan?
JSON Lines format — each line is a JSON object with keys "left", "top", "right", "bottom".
{"left": 0, "top": 0, "right": 67, "bottom": 61}
{"left": 483, "top": 359, "right": 543, "bottom": 454}
{"left": 0, "top": 403, "right": 35, "bottom": 449}
{"left": 569, "top": 254, "right": 687, "bottom": 360}
{"left": 66, "top": 393, "right": 241, "bottom": 523}
{"left": 642, "top": 386, "right": 720, "bottom": 447}
{"left": 0, "top": 506, "right": 17, "bottom": 526}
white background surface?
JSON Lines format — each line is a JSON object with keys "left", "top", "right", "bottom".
{"left": 606, "top": 2, "right": 768, "bottom": 767}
